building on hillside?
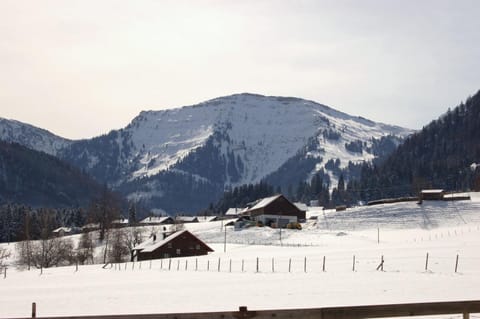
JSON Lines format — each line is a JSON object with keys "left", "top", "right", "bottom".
{"left": 133, "top": 230, "right": 213, "bottom": 261}
{"left": 420, "top": 189, "right": 445, "bottom": 201}
{"left": 111, "top": 218, "right": 129, "bottom": 228}
{"left": 225, "top": 208, "right": 242, "bottom": 218}
{"left": 241, "top": 194, "right": 306, "bottom": 228}
{"left": 52, "top": 227, "right": 72, "bottom": 237}
{"left": 197, "top": 216, "right": 218, "bottom": 222}
{"left": 139, "top": 216, "right": 174, "bottom": 226}
{"left": 81, "top": 223, "right": 100, "bottom": 232}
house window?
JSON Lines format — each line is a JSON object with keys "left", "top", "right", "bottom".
{"left": 167, "top": 243, "right": 172, "bottom": 248}
{"left": 196, "top": 244, "right": 200, "bottom": 250}
{"left": 163, "top": 253, "right": 169, "bottom": 258}
{"left": 176, "top": 249, "right": 181, "bottom": 255}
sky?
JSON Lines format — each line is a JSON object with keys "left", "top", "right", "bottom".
{"left": 1, "top": 0, "right": 479, "bottom": 140}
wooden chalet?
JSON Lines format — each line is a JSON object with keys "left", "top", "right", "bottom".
{"left": 133, "top": 230, "right": 213, "bottom": 261}
{"left": 242, "top": 194, "right": 306, "bottom": 228}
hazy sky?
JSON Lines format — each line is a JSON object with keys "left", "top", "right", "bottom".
{"left": 1, "top": 0, "right": 479, "bottom": 139}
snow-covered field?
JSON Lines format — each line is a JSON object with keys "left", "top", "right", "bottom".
{"left": 1, "top": 194, "right": 480, "bottom": 318}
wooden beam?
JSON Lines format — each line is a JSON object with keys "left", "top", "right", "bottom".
{"left": 22, "top": 300, "right": 480, "bottom": 319}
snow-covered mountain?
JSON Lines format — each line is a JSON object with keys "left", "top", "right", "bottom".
{"left": 0, "top": 93, "right": 413, "bottom": 213}
{"left": 0, "top": 118, "right": 71, "bottom": 155}
{"left": 56, "top": 93, "right": 411, "bottom": 212}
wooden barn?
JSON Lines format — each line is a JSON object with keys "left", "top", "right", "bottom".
{"left": 242, "top": 194, "right": 306, "bottom": 227}
{"left": 133, "top": 230, "right": 213, "bottom": 261}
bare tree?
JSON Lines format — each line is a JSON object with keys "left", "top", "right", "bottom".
{"left": 108, "top": 229, "right": 129, "bottom": 263}
{"left": 16, "top": 237, "right": 74, "bottom": 269}
{"left": 76, "top": 231, "right": 95, "bottom": 265}
{"left": 88, "top": 184, "right": 121, "bottom": 242}
{"left": 0, "top": 247, "right": 11, "bottom": 273}
{"left": 125, "top": 227, "right": 145, "bottom": 261}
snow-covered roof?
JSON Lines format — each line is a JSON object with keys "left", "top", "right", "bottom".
{"left": 112, "top": 218, "right": 129, "bottom": 224}
{"left": 175, "top": 216, "right": 199, "bottom": 223}
{"left": 52, "top": 227, "right": 72, "bottom": 233}
{"left": 134, "top": 230, "right": 191, "bottom": 253}
{"left": 421, "top": 189, "right": 444, "bottom": 194}
{"left": 294, "top": 202, "right": 308, "bottom": 211}
{"left": 197, "top": 216, "right": 217, "bottom": 222}
{"left": 225, "top": 208, "right": 242, "bottom": 216}
{"left": 139, "top": 216, "right": 172, "bottom": 224}
{"left": 249, "top": 194, "right": 283, "bottom": 210}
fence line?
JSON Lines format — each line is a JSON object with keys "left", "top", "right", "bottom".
{"left": 105, "top": 252, "right": 477, "bottom": 275}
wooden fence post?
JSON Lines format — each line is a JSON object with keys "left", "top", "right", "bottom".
{"left": 304, "top": 257, "right": 307, "bottom": 273}
{"left": 352, "top": 255, "right": 356, "bottom": 272}
{"left": 242, "top": 259, "right": 244, "bottom": 272}
{"left": 425, "top": 253, "right": 429, "bottom": 271}
{"left": 256, "top": 257, "right": 259, "bottom": 273}
{"left": 272, "top": 258, "right": 275, "bottom": 273}
{"left": 32, "top": 302, "right": 36, "bottom": 318}
{"left": 289, "top": 258, "right": 292, "bottom": 273}
{"left": 455, "top": 254, "right": 459, "bottom": 273}
{"left": 195, "top": 258, "right": 198, "bottom": 271}
{"left": 322, "top": 256, "right": 326, "bottom": 272}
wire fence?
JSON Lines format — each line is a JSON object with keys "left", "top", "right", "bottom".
{"left": 103, "top": 252, "right": 480, "bottom": 275}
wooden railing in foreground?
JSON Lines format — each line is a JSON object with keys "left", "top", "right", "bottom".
{"left": 25, "top": 300, "right": 480, "bottom": 319}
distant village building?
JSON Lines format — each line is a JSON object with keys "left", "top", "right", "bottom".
{"left": 81, "top": 223, "right": 100, "bottom": 232}
{"left": 111, "top": 218, "right": 129, "bottom": 228}
{"left": 139, "top": 216, "right": 174, "bottom": 226}
{"left": 197, "top": 216, "right": 218, "bottom": 223}
{"left": 133, "top": 230, "right": 213, "bottom": 261}
{"left": 241, "top": 194, "right": 306, "bottom": 228}
{"left": 420, "top": 189, "right": 445, "bottom": 201}
{"left": 224, "top": 207, "right": 248, "bottom": 218}
{"left": 52, "top": 227, "right": 72, "bottom": 237}
{"left": 175, "top": 216, "right": 199, "bottom": 223}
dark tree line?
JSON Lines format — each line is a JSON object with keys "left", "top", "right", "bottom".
{"left": 0, "top": 204, "right": 85, "bottom": 243}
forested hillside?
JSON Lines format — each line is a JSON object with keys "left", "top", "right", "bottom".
{"left": 0, "top": 141, "right": 104, "bottom": 208}
{"left": 357, "top": 90, "right": 480, "bottom": 202}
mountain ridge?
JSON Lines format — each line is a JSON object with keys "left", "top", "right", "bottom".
{"left": 0, "top": 93, "right": 413, "bottom": 213}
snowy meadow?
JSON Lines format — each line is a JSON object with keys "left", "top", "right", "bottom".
{"left": 1, "top": 194, "right": 480, "bottom": 318}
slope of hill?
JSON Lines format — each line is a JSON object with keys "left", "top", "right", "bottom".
{"left": 1, "top": 194, "right": 479, "bottom": 317}
{"left": 358, "top": 90, "right": 480, "bottom": 201}
{"left": 0, "top": 141, "right": 103, "bottom": 207}
{"left": 57, "top": 93, "right": 411, "bottom": 213}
